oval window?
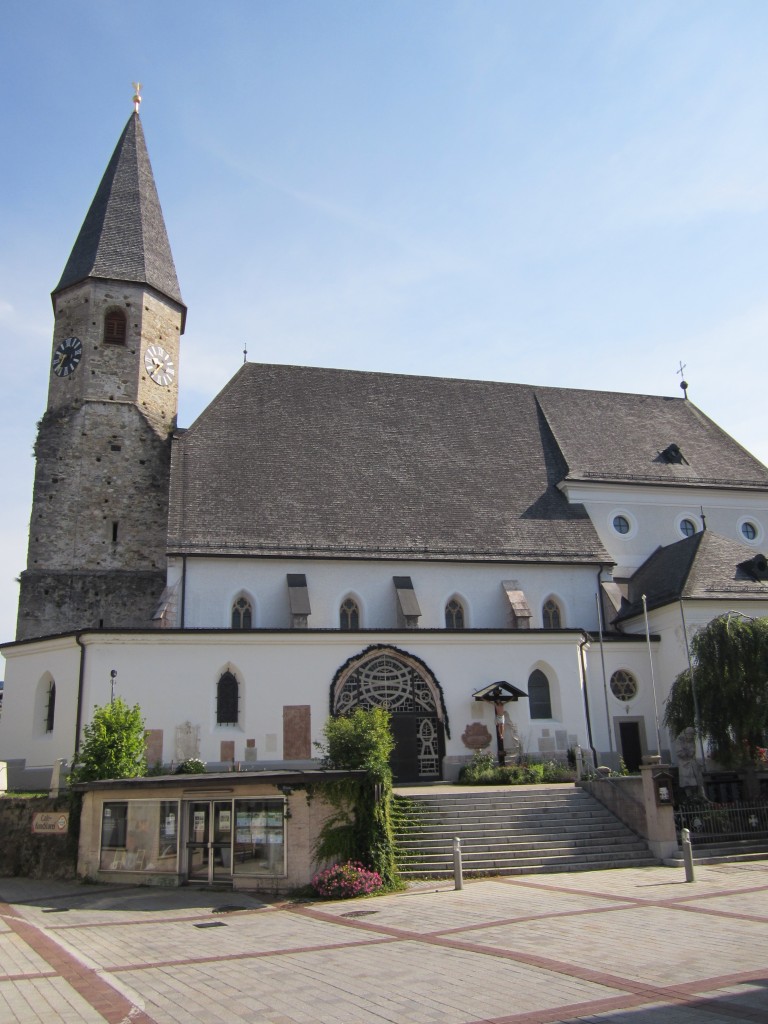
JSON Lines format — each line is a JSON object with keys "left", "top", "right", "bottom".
{"left": 613, "top": 515, "right": 630, "bottom": 535}
{"left": 680, "top": 519, "right": 696, "bottom": 538}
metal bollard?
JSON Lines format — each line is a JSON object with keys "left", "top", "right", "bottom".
{"left": 453, "top": 836, "right": 463, "bottom": 890}
{"left": 681, "top": 827, "right": 695, "bottom": 882}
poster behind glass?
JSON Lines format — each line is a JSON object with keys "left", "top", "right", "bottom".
{"left": 233, "top": 800, "right": 285, "bottom": 875}
{"left": 100, "top": 800, "right": 179, "bottom": 872}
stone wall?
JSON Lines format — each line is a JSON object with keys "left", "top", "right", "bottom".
{"left": 0, "top": 796, "right": 79, "bottom": 879}
{"left": 48, "top": 280, "right": 182, "bottom": 434}
{"left": 16, "top": 275, "right": 182, "bottom": 641}
{"left": 17, "top": 401, "right": 171, "bottom": 639}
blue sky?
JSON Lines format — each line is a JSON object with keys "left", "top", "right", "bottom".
{"left": 2, "top": 0, "right": 767, "bottom": 646}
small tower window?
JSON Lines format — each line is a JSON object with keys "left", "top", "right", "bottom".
{"left": 542, "top": 598, "right": 562, "bottom": 629}
{"left": 216, "top": 671, "right": 239, "bottom": 725}
{"left": 232, "top": 596, "right": 253, "bottom": 630}
{"left": 340, "top": 598, "right": 360, "bottom": 630}
{"left": 103, "top": 310, "right": 127, "bottom": 345}
{"left": 445, "top": 598, "right": 465, "bottom": 629}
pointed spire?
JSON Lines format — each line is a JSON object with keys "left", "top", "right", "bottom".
{"left": 54, "top": 112, "right": 184, "bottom": 311}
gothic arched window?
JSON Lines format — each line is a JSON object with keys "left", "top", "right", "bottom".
{"left": 340, "top": 598, "right": 360, "bottom": 630}
{"left": 542, "top": 598, "right": 562, "bottom": 629}
{"left": 445, "top": 598, "right": 465, "bottom": 629}
{"left": 45, "top": 680, "right": 56, "bottom": 733}
{"left": 231, "top": 596, "right": 253, "bottom": 630}
{"left": 103, "top": 309, "right": 127, "bottom": 345}
{"left": 528, "top": 669, "right": 552, "bottom": 719}
{"left": 216, "top": 671, "right": 239, "bottom": 725}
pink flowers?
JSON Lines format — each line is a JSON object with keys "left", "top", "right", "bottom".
{"left": 311, "top": 861, "right": 383, "bottom": 899}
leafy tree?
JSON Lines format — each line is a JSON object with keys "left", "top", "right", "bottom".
{"left": 314, "top": 707, "right": 401, "bottom": 888}
{"left": 664, "top": 613, "right": 768, "bottom": 767}
{"left": 69, "top": 698, "right": 147, "bottom": 784}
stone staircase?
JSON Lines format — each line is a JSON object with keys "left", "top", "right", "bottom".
{"left": 393, "top": 785, "right": 659, "bottom": 878}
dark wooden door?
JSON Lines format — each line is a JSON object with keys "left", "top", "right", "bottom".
{"left": 389, "top": 716, "right": 419, "bottom": 782}
{"left": 619, "top": 721, "right": 642, "bottom": 773}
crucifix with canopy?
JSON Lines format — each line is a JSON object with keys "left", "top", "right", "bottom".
{"left": 473, "top": 681, "right": 528, "bottom": 766}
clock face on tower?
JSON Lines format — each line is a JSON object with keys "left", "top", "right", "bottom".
{"left": 52, "top": 337, "right": 83, "bottom": 377}
{"left": 144, "top": 344, "right": 175, "bottom": 386}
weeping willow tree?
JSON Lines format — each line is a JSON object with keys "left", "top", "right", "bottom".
{"left": 664, "top": 613, "right": 768, "bottom": 767}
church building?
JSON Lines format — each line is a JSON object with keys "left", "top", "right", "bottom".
{"left": 3, "top": 106, "right": 768, "bottom": 790}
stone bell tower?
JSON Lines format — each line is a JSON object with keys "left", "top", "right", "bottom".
{"left": 16, "top": 93, "right": 186, "bottom": 640}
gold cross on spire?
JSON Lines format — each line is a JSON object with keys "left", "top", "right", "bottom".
{"left": 132, "top": 82, "right": 142, "bottom": 114}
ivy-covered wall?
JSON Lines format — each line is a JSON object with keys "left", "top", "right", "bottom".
{"left": 0, "top": 797, "right": 79, "bottom": 879}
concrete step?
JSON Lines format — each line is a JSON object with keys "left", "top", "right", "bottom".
{"left": 394, "top": 786, "right": 658, "bottom": 878}
{"left": 398, "top": 834, "right": 651, "bottom": 853}
{"left": 666, "top": 839, "right": 768, "bottom": 866}
{"left": 402, "top": 850, "right": 659, "bottom": 878}
{"left": 396, "top": 812, "right": 627, "bottom": 830}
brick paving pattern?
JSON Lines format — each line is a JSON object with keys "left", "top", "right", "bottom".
{"left": 1, "top": 863, "right": 767, "bottom": 1023}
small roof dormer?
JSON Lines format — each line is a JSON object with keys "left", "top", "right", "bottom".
{"left": 660, "top": 443, "right": 688, "bottom": 465}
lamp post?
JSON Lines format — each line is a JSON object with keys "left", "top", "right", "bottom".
{"left": 110, "top": 669, "right": 117, "bottom": 704}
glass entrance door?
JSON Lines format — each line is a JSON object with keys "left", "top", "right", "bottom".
{"left": 186, "top": 801, "right": 233, "bottom": 883}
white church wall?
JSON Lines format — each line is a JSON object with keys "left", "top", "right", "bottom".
{"left": 0, "top": 637, "right": 81, "bottom": 774}
{"left": 178, "top": 556, "right": 602, "bottom": 632}
{"left": 4, "top": 598, "right": 764, "bottom": 784}
{"left": 618, "top": 599, "right": 768, "bottom": 767}
{"left": 584, "top": 640, "right": 667, "bottom": 766}
{"left": 2, "top": 629, "right": 598, "bottom": 777}
{"left": 560, "top": 481, "right": 768, "bottom": 573}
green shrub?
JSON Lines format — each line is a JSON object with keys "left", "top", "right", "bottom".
{"left": 314, "top": 708, "right": 402, "bottom": 889}
{"left": 174, "top": 758, "right": 207, "bottom": 774}
{"left": 458, "top": 751, "right": 574, "bottom": 785}
{"left": 69, "top": 699, "right": 147, "bottom": 784}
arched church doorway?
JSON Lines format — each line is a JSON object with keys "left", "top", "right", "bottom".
{"left": 331, "top": 646, "right": 448, "bottom": 782}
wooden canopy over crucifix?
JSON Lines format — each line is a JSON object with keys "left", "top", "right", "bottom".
{"left": 473, "top": 681, "right": 528, "bottom": 766}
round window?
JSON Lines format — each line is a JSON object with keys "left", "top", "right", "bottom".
{"left": 610, "top": 669, "right": 638, "bottom": 701}
{"left": 680, "top": 519, "right": 696, "bottom": 538}
{"left": 742, "top": 521, "right": 757, "bottom": 541}
{"left": 613, "top": 515, "right": 630, "bottom": 535}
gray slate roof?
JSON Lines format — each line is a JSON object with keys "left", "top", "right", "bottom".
{"left": 168, "top": 364, "right": 608, "bottom": 563}
{"left": 168, "top": 364, "right": 768, "bottom": 564}
{"left": 54, "top": 113, "right": 184, "bottom": 309}
{"left": 618, "top": 531, "right": 768, "bottom": 620}
{"left": 538, "top": 389, "right": 768, "bottom": 489}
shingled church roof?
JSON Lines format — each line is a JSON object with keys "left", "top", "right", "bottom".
{"left": 617, "top": 531, "right": 768, "bottom": 620}
{"left": 167, "top": 363, "right": 768, "bottom": 563}
{"left": 54, "top": 113, "right": 184, "bottom": 312}
{"left": 538, "top": 388, "right": 768, "bottom": 489}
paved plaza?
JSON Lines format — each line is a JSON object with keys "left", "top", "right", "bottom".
{"left": 1, "top": 862, "right": 767, "bottom": 1024}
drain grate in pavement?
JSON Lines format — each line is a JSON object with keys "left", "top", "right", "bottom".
{"left": 194, "top": 921, "right": 227, "bottom": 928}
{"left": 340, "top": 910, "right": 379, "bottom": 918}
{"left": 42, "top": 908, "right": 70, "bottom": 913}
